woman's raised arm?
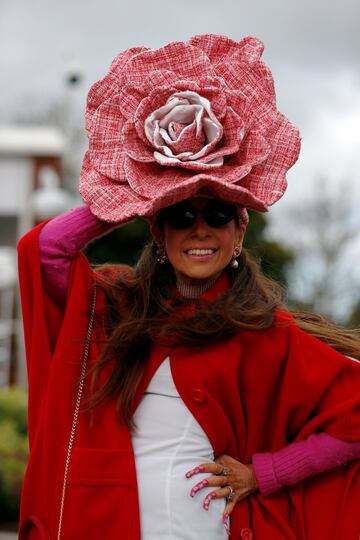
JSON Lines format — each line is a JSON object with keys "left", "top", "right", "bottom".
{"left": 39, "top": 205, "right": 117, "bottom": 306}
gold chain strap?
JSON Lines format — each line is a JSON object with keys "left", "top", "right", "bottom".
{"left": 57, "top": 287, "right": 97, "bottom": 540}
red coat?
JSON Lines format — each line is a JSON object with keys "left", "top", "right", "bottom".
{"left": 18, "top": 223, "right": 360, "bottom": 540}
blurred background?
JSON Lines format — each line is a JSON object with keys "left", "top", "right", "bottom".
{"left": 0, "top": 0, "right": 359, "bottom": 532}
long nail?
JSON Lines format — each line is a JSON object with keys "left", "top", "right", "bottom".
{"left": 185, "top": 465, "right": 205, "bottom": 478}
{"left": 203, "top": 491, "right": 217, "bottom": 510}
{"left": 223, "top": 512, "right": 230, "bottom": 535}
{"left": 190, "top": 479, "right": 208, "bottom": 497}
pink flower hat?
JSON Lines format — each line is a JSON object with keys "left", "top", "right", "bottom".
{"left": 79, "top": 34, "right": 301, "bottom": 224}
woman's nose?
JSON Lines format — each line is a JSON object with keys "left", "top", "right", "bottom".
{"left": 190, "top": 214, "right": 211, "bottom": 236}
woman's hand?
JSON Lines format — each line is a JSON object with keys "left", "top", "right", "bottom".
{"left": 185, "top": 454, "right": 258, "bottom": 519}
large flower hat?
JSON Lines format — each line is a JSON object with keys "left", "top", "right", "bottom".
{"left": 79, "top": 34, "right": 301, "bottom": 224}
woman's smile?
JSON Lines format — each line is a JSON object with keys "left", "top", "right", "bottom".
{"left": 183, "top": 247, "right": 218, "bottom": 262}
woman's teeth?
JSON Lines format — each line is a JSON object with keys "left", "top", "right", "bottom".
{"left": 186, "top": 249, "right": 215, "bottom": 256}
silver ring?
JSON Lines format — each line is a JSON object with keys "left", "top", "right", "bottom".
{"left": 221, "top": 467, "right": 229, "bottom": 476}
{"left": 227, "top": 485, "right": 235, "bottom": 501}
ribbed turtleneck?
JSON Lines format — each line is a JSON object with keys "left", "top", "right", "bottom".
{"left": 175, "top": 273, "right": 221, "bottom": 298}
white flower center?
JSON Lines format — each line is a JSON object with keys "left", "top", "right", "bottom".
{"left": 144, "top": 91, "right": 224, "bottom": 167}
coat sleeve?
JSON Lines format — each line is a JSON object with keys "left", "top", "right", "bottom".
{"left": 17, "top": 222, "right": 94, "bottom": 447}
{"left": 285, "top": 323, "right": 360, "bottom": 443}
{"left": 241, "top": 314, "right": 360, "bottom": 453}
{"left": 240, "top": 320, "right": 360, "bottom": 539}
{"left": 286, "top": 326, "right": 360, "bottom": 539}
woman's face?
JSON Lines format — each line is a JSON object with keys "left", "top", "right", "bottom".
{"left": 159, "top": 198, "right": 246, "bottom": 285}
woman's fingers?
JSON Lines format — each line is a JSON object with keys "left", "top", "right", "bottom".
{"left": 189, "top": 474, "right": 233, "bottom": 497}
{"left": 185, "top": 462, "right": 226, "bottom": 478}
{"left": 189, "top": 478, "right": 209, "bottom": 497}
{"left": 224, "top": 497, "right": 237, "bottom": 517}
{"left": 202, "top": 486, "right": 234, "bottom": 510}
{"left": 186, "top": 456, "right": 258, "bottom": 518}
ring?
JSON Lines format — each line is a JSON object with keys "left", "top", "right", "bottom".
{"left": 227, "top": 486, "right": 235, "bottom": 501}
{"left": 221, "top": 467, "right": 229, "bottom": 476}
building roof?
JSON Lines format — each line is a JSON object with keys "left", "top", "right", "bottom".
{"left": 0, "top": 125, "right": 66, "bottom": 157}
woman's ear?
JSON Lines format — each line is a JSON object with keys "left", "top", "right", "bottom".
{"left": 235, "top": 224, "right": 247, "bottom": 249}
{"left": 149, "top": 216, "right": 165, "bottom": 246}
{"left": 154, "top": 229, "right": 165, "bottom": 248}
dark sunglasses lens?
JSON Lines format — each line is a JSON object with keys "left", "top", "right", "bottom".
{"left": 161, "top": 205, "right": 196, "bottom": 229}
{"left": 205, "top": 204, "right": 237, "bottom": 227}
{"left": 159, "top": 202, "right": 237, "bottom": 229}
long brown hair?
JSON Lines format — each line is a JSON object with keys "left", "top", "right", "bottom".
{"left": 83, "top": 240, "right": 360, "bottom": 429}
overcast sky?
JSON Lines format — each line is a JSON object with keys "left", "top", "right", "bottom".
{"left": 1, "top": 0, "right": 359, "bottom": 195}
{"left": 1, "top": 0, "right": 360, "bottom": 314}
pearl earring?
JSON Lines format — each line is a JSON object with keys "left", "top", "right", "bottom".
{"left": 156, "top": 246, "right": 167, "bottom": 264}
{"left": 230, "top": 246, "right": 241, "bottom": 269}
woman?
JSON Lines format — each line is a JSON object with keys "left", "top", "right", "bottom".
{"left": 18, "top": 35, "right": 360, "bottom": 539}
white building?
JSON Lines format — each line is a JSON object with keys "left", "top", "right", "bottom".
{"left": 0, "top": 125, "right": 72, "bottom": 386}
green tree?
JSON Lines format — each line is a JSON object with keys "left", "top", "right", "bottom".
{"left": 275, "top": 178, "right": 360, "bottom": 323}
{"left": 243, "top": 210, "right": 294, "bottom": 286}
{"left": 348, "top": 302, "right": 360, "bottom": 328}
{"left": 0, "top": 387, "right": 28, "bottom": 525}
{"left": 84, "top": 218, "right": 152, "bottom": 266}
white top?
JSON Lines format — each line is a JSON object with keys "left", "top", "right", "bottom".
{"left": 131, "top": 357, "right": 228, "bottom": 540}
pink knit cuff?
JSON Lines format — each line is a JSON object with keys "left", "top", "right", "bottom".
{"left": 252, "top": 452, "right": 282, "bottom": 496}
{"left": 252, "top": 433, "right": 360, "bottom": 496}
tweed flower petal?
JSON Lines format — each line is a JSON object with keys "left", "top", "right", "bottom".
{"left": 124, "top": 156, "right": 252, "bottom": 200}
{"left": 80, "top": 34, "right": 301, "bottom": 222}
{"left": 79, "top": 151, "right": 151, "bottom": 223}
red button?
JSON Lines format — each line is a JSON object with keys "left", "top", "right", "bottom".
{"left": 191, "top": 387, "right": 206, "bottom": 403}
{"left": 240, "top": 528, "right": 253, "bottom": 540}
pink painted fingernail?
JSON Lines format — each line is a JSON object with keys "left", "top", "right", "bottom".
{"left": 203, "top": 491, "right": 217, "bottom": 510}
{"left": 185, "top": 465, "right": 205, "bottom": 478}
{"left": 190, "top": 479, "right": 208, "bottom": 497}
{"left": 223, "top": 512, "right": 230, "bottom": 535}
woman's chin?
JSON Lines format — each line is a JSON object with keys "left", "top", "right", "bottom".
{"left": 175, "top": 267, "right": 223, "bottom": 285}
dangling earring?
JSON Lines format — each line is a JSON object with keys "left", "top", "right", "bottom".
{"left": 156, "top": 245, "right": 167, "bottom": 264}
{"left": 230, "top": 246, "right": 241, "bottom": 269}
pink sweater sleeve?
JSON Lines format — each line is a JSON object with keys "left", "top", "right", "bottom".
{"left": 39, "top": 206, "right": 117, "bottom": 306}
{"left": 252, "top": 432, "right": 360, "bottom": 496}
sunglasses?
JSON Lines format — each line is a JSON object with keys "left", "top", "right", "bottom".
{"left": 158, "top": 201, "right": 238, "bottom": 230}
